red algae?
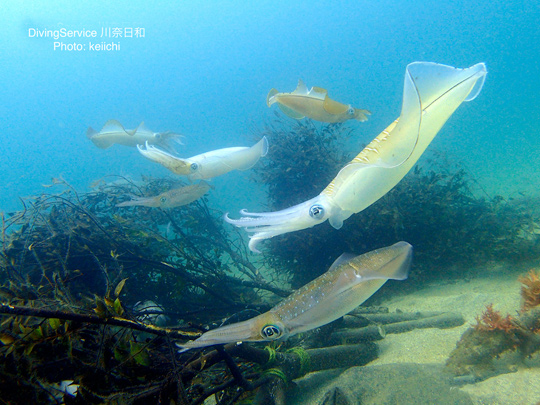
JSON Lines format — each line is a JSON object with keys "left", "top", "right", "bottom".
{"left": 474, "top": 304, "right": 516, "bottom": 333}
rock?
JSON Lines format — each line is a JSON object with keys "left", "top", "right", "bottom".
{"left": 319, "top": 387, "right": 352, "bottom": 405}
{"left": 289, "top": 363, "right": 473, "bottom": 405}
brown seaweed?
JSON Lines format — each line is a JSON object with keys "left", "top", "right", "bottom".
{"left": 0, "top": 177, "right": 288, "bottom": 403}
{"left": 519, "top": 269, "right": 540, "bottom": 312}
{"left": 0, "top": 178, "right": 468, "bottom": 403}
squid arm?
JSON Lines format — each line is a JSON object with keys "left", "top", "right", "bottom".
{"left": 225, "top": 62, "right": 487, "bottom": 253}
{"left": 138, "top": 136, "right": 268, "bottom": 180}
{"left": 177, "top": 241, "right": 412, "bottom": 351}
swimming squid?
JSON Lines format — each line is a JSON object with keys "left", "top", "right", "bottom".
{"left": 177, "top": 241, "right": 412, "bottom": 351}
{"left": 267, "top": 79, "right": 371, "bottom": 123}
{"left": 225, "top": 62, "right": 487, "bottom": 252}
{"left": 137, "top": 136, "right": 268, "bottom": 180}
{"left": 116, "top": 181, "right": 212, "bottom": 209}
{"left": 87, "top": 119, "right": 182, "bottom": 149}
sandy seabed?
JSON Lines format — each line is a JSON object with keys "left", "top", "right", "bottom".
{"left": 289, "top": 261, "right": 540, "bottom": 405}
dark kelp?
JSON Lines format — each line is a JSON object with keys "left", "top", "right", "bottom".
{"left": 1, "top": 116, "right": 540, "bottom": 402}
{"left": 0, "top": 177, "right": 288, "bottom": 403}
{"left": 0, "top": 175, "right": 465, "bottom": 403}
{"left": 252, "top": 115, "right": 540, "bottom": 289}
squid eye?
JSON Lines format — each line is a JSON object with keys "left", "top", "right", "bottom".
{"left": 347, "top": 107, "right": 355, "bottom": 116}
{"left": 154, "top": 133, "right": 162, "bottom": 139}
{"left": 160, "top": 197, "right": 167, "bottom": 203}
{"left": 261, "top": 325, "right": 282, "bottom": 340}
{"left": 190, "top": 162, "right": 198, "bottom": 172}
{"left": 309, "top": 204, "right": 325, "bottom": 219}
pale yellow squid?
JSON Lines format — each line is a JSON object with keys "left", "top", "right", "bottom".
{"left": 225, "top": 62, "right": 487, "bottom": 252}
{"left": 87, "top": 119, "right": 182, "bottom": 150}
{"left": 116, "top": 181, "right": 213, "bottom": 209}
{"left": 267, "top": 79, "right": 371, "bottom": 123}
{"left": 177, "top": 241, "right": 412, "bottom": 351}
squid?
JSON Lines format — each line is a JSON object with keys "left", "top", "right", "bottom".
{"left": 225, "top": 62, "right": 487, "bottom": 253}
{"left": 138, "top": 136, "right": 268, "bottom": 180}
{"left": 116, "top": 181, "right": 212, "bottom": 209}
{"left": 87, "top": 119, "right": 182, "bottom": 149}
{"left": 177, "top": 241, "right": 412, "bottom": 351}
{"left": 267, "top": 79, "right": 371, "bottom": 123}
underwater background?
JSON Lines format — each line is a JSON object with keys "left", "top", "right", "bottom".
{"left": 1, "top": 0, "right": 539, "bottom": 214}
{"left": 2, "top": 1, "right": 540, "bottom": 404}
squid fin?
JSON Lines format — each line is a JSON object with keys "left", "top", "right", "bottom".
{"left": 311, "top": 86, "right": 328, "bottom": 95}
{"left": 293, "top": 79, "right": 309, "bottom": 95}
{"left": 86, "top": 127, "right": 98, "bottom": 139}
{"left": 308, "top": 86, "right": 330, "bottom": 101}
{"left": 132, "top": 121, "right": 153, "bottom": 136}
{"left": 328, "top": 253, "right": 357, "bottom": 272}
{"left": 235, "top": 137, "right": 269, "bottom": 170}
{"left": 87, "top": 127, "right": 113, "bottom": 149}
{"left": 465, "top": 72, "right": 487, "bottom": 101}
{"left": 260, "top": 136, "right": 269, "bottom": 157}
{"left": 101, "top": 119, "right": 127, "bottom": 134}
{"left": 267, "top": 88, "right": 279, "bottom": 107}
{"left": 331, "top": 242, "right": 412, "bottom": 296}
{"left": 329, "top": 215, "right": 344, "bottom": 229}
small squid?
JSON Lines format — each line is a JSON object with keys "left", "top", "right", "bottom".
{"left": 225, "top": 62, "right": 487, "bottom": 252}
{"left": 87, "top": 119, "right": 182, "bottom": 149}
{"left": 116, "top": 181, "right": 212, "bottom": 209}
{"left": 138, "top": 137, "right": 268, "bottom": 180}
{"left": 267, "top": 80, "right": 371, "bottom": 123}
{"left": 177, "top": 241, "right": 412, "bottom": 351}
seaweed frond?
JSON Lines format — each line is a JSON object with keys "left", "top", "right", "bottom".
{"left": 518, "top": 269, "right": 540, "bottom": 312}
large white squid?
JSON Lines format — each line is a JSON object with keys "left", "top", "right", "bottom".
{"left": 225, "top": 62, "right": 487, "bottom": 253}
{"left": 138, "top": 137, "right": 268, "bottom": 180}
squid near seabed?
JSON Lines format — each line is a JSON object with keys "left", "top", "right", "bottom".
{"left": 225, "top": 62, "right": 488, "bottom": 253}
{"left": 116, "top": 181, "right": 213, "bottom": 209}
{"left": 138, "top": 137, "right": 269, "bottom": 180}
{"left": 177, "top": 241, "right": 412, "bottom": 351}
{"left": 87, "top": 119, "right": 182, "bottom": 150}
{"left": 267, "top": 79, "right": 371, "bottom": 123}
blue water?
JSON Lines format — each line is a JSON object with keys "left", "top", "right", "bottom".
{"left": 1, "top": 0, "right": 539, "bottom": 214}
